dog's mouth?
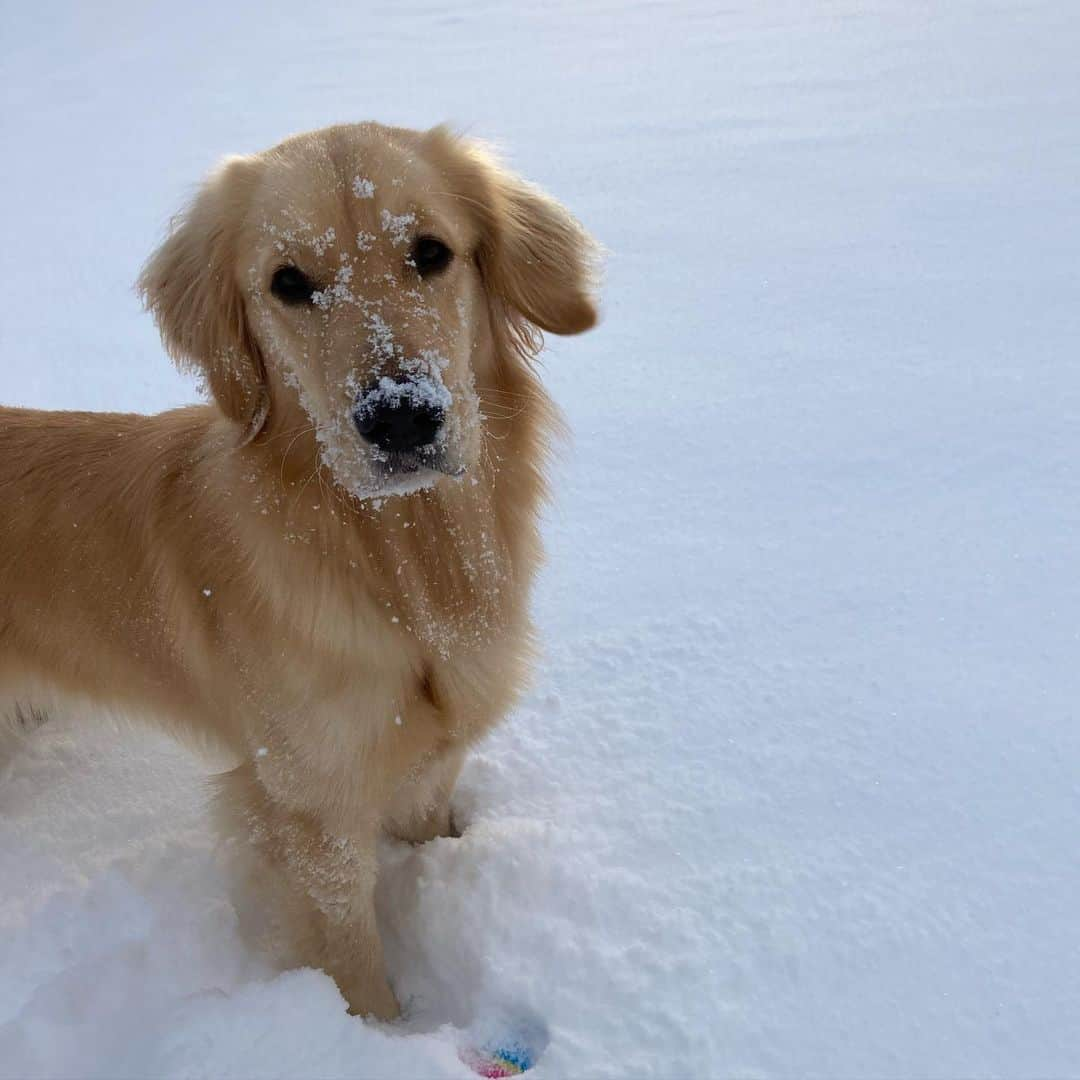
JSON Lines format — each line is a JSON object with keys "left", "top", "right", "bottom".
{"left": 372, "top": 447, "right": 466, "bottom": 487}
{"left": 303, "top": 371, "right": 479, "bottom": 502}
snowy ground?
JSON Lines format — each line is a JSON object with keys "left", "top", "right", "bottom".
{"left": 3, "top": 1, "right": 1080, "bottom": 1076}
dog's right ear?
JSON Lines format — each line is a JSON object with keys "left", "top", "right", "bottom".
{"left": 138, "top": 156, "right": 270, "bottom": 444}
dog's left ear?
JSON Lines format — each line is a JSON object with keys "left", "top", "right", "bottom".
{"left": 427, "top": 128, "right": 599, "bottom": 336}
{"left": 138, "top": 156, "right": 270, "bottom": 444}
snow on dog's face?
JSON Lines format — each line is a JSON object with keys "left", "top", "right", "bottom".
{"left": 139, "top": 122, "right": 598, "bottom": 501}
{"left": 243, "top": 130, "right": 485, "bottom": 498}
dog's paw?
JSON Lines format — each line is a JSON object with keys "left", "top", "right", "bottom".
{"left": 341, "top": 974, "right": 401, "bottom": 1023}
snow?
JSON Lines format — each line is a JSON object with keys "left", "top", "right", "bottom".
{"left": 380, "top": 209, "right": 418, "bottom": 248}
{"left": 359, "top": 369, "right": 452, "bottom": 418}
{"left": 352, "top": 177, "right": 376, "bottom": 200}
{"left": 3, "top": 1, "right": 1080, "bottom": 1077}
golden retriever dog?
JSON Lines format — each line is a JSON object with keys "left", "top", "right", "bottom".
{"left": 0, "top": 122, "right": 597, "bottom": 1019}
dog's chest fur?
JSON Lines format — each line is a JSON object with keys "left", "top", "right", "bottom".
{"left": 188, "top": 451, "right": 537, "bottom": 814}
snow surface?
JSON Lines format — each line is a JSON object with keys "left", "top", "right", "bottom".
{"left": 3, "top": 1, "right": 1080, "bottom": 1076}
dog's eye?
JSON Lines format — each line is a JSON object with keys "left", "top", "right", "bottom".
{"left": 410, "top": 236, "right": 453, "bottom": 278}
{"left": 270, "top": 265, "right": 316, "bottom": 305}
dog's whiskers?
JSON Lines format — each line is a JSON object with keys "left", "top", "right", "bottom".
{"left": 292, "top": 463, "right": 323, "bottom": 509}
{"left": 278, "top": 425, "right": 316, "bottom": 493}
{"left": 264, "top": 423, "right": 315, "bottom": 445}
{"left": 474, "top": 385, "right": 540, "bottom": 403}
{"left": 479, "top": 401, "right": 529, "bottom": 422}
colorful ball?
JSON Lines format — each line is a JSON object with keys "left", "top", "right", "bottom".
{"left": 459, "top": 1039, "right": 536, "bottom": 1077}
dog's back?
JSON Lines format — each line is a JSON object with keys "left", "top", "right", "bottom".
{"left": 0, "top": 405, "right": 226, "bottom": 745}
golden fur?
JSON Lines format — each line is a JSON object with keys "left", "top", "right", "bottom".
{"left": 0, "top": 122, "right": 597, "bottom": 1019}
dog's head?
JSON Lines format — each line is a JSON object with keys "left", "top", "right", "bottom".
{"left": 139, "top": 123, "right": 597, "bottom": 499}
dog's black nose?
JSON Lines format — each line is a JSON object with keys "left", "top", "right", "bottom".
{"left": 353, "top": 381, "right": 445, "bottom": 453}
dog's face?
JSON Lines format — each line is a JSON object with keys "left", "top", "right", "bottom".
{"left": 140, "top": 123, "right": 597, "bottom": 500}
{"left": 245, "top": 130, "right": 489, "bottom": 496}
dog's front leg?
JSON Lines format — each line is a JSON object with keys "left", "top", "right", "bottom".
{"left": 384, "top": 745, "right": 466, "bottom": 845}
{"left": 213, "top": 762, "right": 400, "bottom": 1020}
{"left": 311, "top": 838, "right": 399, "bottom": 1021}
